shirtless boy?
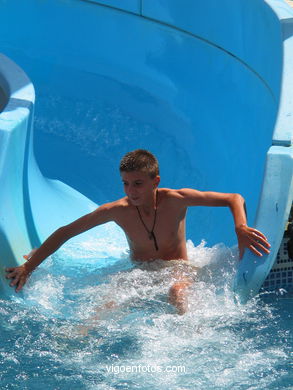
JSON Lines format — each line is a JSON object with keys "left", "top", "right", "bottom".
{"left": 5, "top": 149, "right": 271, "bottom": 314}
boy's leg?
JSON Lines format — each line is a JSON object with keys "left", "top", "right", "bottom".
{"left": 168, "top": 263, "right": 198, "bottom": 314}
{"left": 77, "top": 300, "right": 117, "bottom": 336}
{"left": 168, "top": 278, "right": 193, "bottom": 315}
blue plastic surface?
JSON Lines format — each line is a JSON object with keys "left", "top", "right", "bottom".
{"left": 0, "top": 0, "right": 293, "bottom": 302}
{"left": 83, "top": 0, "right": 141, "bottom": 14}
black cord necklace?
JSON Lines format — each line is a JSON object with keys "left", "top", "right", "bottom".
{"left": 136, "top": 190, "right": 159, "bottom": 251}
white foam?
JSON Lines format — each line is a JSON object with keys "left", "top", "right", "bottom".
{"left": 14, "top": 235, "right": 291, "bottom": 390}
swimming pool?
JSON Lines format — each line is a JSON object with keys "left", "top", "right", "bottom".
{"left": 0, "top": 0, "right": 293, "bottom": 388}
{"left": 0, "top": 232, "right": 292, "bottom": 389}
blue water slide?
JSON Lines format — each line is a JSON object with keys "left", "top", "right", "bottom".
{"left": 0, "top": 54, "right": 97, "bottom": 295}
{"left": 0, "top": 0, "right": 293, "bottom": 301}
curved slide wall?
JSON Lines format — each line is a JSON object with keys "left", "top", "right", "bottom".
{"left": 0, "top": 55, "right": 97, "bottom": 295}
{"left": 0, "top": 0, "right": 293, "bottom": 301}
{"left": 0, "top": 55, "right": 36, "bottom": 294}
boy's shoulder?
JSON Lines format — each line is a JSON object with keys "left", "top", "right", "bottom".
{"left": 158, "top": 188, "right": 200, "bottom": 207}
{"left": 158, "top": 188, "right": 187, "bottom": 208}
{"left": 96, "top": 197, "right": 131, "bottom": 222}
{"left": 105, "top": 197, "right": 130, "bottom": 209}
{"left": 159, "top": 188, "right": 187, "bottom": 199}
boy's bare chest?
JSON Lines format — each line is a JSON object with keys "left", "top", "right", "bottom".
{"left": 116, "top": 206, "right": 186, "bottom": 246}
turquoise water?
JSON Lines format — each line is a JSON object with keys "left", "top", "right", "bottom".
{"left": 0, "top": 224, "right": 292, "bottom": 390}
{"left": 1, "top": 1, "right": 292, "bottom": 387}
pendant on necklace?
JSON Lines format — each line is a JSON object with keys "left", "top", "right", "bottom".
{"left": 136, "top": 190, "right": 159, "bottom": 251}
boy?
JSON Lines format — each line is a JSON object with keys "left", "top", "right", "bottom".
{"left": 5, "top": 149, "right": 270, "bottom": 313}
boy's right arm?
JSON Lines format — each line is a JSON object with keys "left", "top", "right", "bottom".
{"left": 5, "top": 203, "right": 115, "bottom": 292}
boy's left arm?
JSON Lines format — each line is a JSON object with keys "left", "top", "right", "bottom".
{"left": 177, "top": 189, "right": 271, "bottom": 259}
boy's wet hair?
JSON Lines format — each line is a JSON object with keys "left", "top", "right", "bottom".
{"left": 119, "top": 149, "right": 159, "bottom": 179}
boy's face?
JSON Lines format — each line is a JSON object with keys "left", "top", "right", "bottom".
{"left": 121, "top": 171, "right": 160, "bottom": 206}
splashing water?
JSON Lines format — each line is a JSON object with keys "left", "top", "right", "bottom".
{"left": 0, "top": 225, "right": 292, "bottom": 390}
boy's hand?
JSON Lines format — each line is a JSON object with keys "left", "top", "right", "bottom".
{"left": 5, "top": 248, "right": 37, "bottom": 292}
{"left": 235, "top": 224, "right": 271, "bottom": 260}
{"left": 5, "top": 264, "right": 30, "bottom": 292}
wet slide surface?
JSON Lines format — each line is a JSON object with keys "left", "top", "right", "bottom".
{"left": 0, "top": 1, "right": 293, "bottom": 388}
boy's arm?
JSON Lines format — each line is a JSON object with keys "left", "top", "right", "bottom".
{"left": 175, "top": 189, "right": 270, "bottom": 259}
{"left": 5, "top": 203, "right": 115, "bottom": 292}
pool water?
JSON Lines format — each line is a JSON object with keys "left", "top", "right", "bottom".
{"left": 0, "top": 225, "right": 292, "bottom": 390}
